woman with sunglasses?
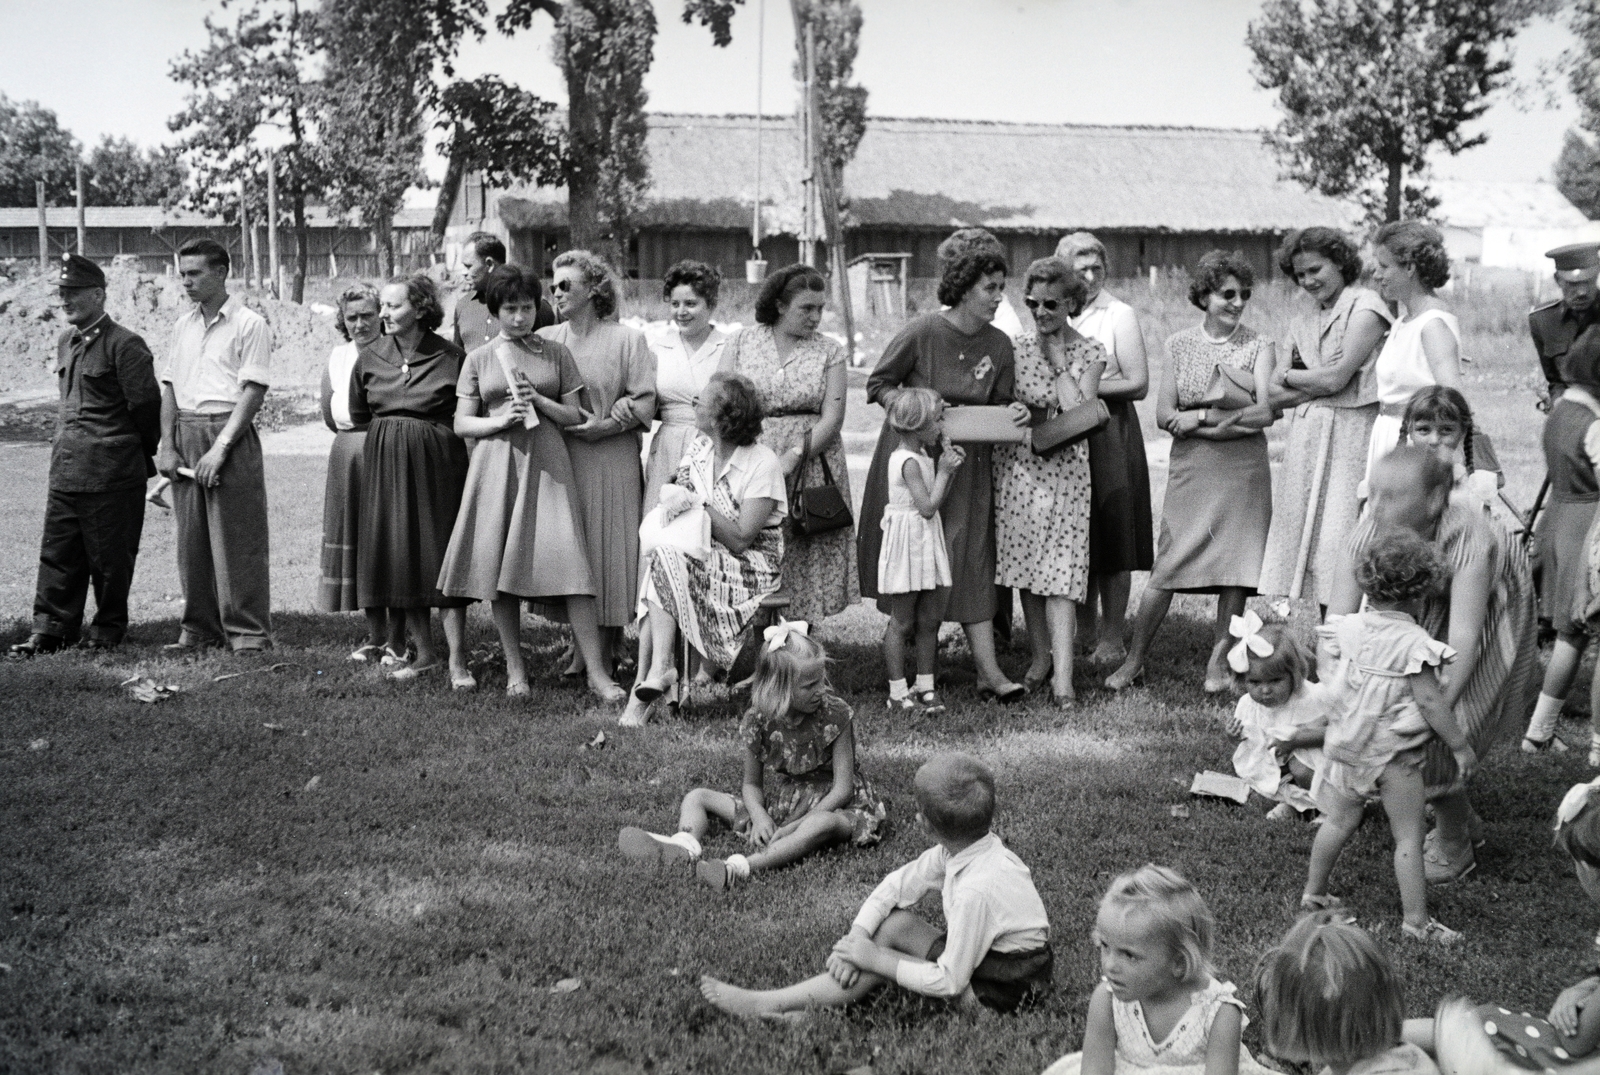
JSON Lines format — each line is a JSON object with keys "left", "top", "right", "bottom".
{"left": 1258, "top": 227, "right": 1391, "bottom": 613}
{"left": 1364, "top": 221, "right": 1461, "bottom": 478}
{"left": 538, "top": 250, "right": 657, "bottom": 677}
{"left": 994, "top": 257, "right": 1104, "bottom": 706}
{"left": 1107, "top": 251, "right": 1277, "bottom": 693}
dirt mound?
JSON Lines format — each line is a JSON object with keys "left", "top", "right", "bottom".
{"left": 0, "top": 258, "right": 341, "bottom": 398}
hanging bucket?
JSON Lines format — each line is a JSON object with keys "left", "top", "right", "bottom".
{"left": 746, "top": 258, "right": 768, "bottom": 284}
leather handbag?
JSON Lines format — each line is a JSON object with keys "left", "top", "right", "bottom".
{"left": 788, "top": 430, "right": 854, "bottom": 537}
{"left": 1029, "top": 398, "right": 1110, "bottom": 457}
{"left": 1199, "top": 364, "right": 1256, "bottom": 408}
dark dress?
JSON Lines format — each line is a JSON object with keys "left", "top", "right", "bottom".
{"left": 348, "top": 331, "right": 470, "bottom": 609}
{"left": 858, "top": 314, "right": 1016, "bottom": 623}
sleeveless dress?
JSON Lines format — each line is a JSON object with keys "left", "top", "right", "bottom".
{"left": 643, "top": 324, "right": 726, "bottom": 512}
{"left": 1346, "top": 504, "right": 1540, "bottom": 797}
{"left": 436, "top": 336, "right": 596, "bottom": 603}
{"left": 878, "top": 447, "right": 952, "bottom": 594}
{"left": 729, "top": 693, "right": 888, "bottom": 845}
{"left": 1071, "top": 289, "right": 1154, "bottom": 575}
{"left": 1366, "top": 307, "right": 1460, "bottom": 478}
{"left": 1259, "top": 286, "right": 1389, "bottom": 604}
{"left": 1149, "top": 325, "right": 1271, "bottom": 593}
{"left": 1041, "top": 978, "right": 1273, "bottom": 1074}
{"left": 994, "top": 331, "right": 1095, "bottom": 600}
{"left": 726, "top": 324, "right": 860, "bottom": 623}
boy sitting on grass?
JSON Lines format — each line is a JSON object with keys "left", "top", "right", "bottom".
{"left": 700, "top": 752, "right": 1053, "bottom": 1018}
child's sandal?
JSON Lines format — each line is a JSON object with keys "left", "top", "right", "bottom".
{"left": 1300, "top": 893, "right": 1344, "bottom": 912}
{"left": 914, "top": 689, "right": 945, "bottom": 715}
{"left": 885, "top": 695, "right": 920, "bottom": 712}
{"left": 1401, "top": 917, "right": 1462, "bottom": 945}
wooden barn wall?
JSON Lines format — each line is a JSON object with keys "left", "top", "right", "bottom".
{"left": 0, "top": 226, "right": 435, "bottom": 278}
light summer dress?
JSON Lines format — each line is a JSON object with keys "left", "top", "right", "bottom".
{"left": 1041, "top": 977, "right": 1273, "bottom": 1074}
{"left": 877, "top": 447, "right": 951, "bottom": 594}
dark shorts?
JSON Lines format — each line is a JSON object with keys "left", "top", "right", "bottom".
{"left": 925, "top": 936, "right": 1053, "bottom": 1014}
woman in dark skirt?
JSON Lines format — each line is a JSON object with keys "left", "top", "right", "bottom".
{"left": 858, "top": 252, "right": 1030, "bottom": 702}
{"left": 318, "top": 283, "right": 405, "bottom": 662}
{"left": 1057, "top": 232, "right": 1154, "bottom": 667}
{"left": 348, "top": 273, "right": 473, "bottom": 689}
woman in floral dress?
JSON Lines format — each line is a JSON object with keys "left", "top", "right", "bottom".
{"left": 722, "top": 263, "right": 858, "bottom": 624}
{"left": 995, "top": 257, "right": 1101, "bottom": 706}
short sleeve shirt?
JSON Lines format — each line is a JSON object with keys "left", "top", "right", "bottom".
{"left": 160, "top": 293, "right": 272, "bottom": 412}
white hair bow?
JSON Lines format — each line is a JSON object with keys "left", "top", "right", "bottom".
{"left": 763, "top": 619, "right": 810, "bottom": 653}
{"left": 1557, "top": 777, "right": 1600, "bottom": 827}
{"left": 1226, "top": 610, "right": 1274, "bottom": 674}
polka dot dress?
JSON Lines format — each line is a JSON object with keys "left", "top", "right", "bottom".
{"left": 1474, "top": 1003, "right": 1582, "bottom": 1070}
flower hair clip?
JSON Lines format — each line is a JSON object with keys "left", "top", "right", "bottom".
{"left": 1557, "top": 777, "right": 1600, "bottom": 827}
{"left": 763, "top": 619, "right": 810, "bottom": 653}
{"left": 1226, "top": 610, "right": 1273, "bottom": 674}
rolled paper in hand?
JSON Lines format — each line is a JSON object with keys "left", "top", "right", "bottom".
{"left": 176, "top": 467, "right": 197, "bottom": 480}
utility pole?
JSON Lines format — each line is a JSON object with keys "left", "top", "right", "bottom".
{"left": 792, "top": 2, "right": 818, "bottom": 268}
{"left": 266, "top": 149, "right": 281, "bottom": 299}
{"left": 36, "top": 180, "right": 48, "bottom": 271}
{"left": 75, "top": 162, "right": 86, "bottom": 256}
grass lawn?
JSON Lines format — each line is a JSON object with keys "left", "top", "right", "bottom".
{"left": 0, "top": 283, "right": 1595, "bottom": 1074}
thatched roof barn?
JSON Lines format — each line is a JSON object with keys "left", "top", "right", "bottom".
{"left": 459, "top": 113, "right": 1352, "bottom": 281}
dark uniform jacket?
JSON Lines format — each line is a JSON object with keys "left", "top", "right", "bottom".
{"left": 1530, "top": 299, "right": 1600, "bottom": 398}
{"left": 50, "top": 315, "right": 161, "bottom": 493}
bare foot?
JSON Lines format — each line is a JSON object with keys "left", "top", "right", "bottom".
{"left": 618, "top": 696, "right": 651, "bottom": 728}
{"left": 699, "top": 976, "right": 805, "bottom": 1021}
{"left": 1104, "top": 659, "right": 1143, "bottom": 691}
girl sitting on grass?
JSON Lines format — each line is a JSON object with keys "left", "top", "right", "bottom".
{"left": 877, "top": 387, "right": 962, "bottom": 714}
{"left": 616, "top": 623, "right": 885, "bottom": 889}
{"left": 1400, "top": 778, "right": 1600, "bottom": 1070}
{"left": 1304, "top": 530, "right": 1475, "bottom": 944}
{"left": 1256, "top": 911, "right": 1439, "bottom": 1074}
{"left": 1043, "top": 865, "right": 1273, "bottom": 1075}
{"left": 1224, "top": 614, "right": 1327, "bottom": 820}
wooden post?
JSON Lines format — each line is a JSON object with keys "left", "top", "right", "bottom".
{"left": 239, "top": 181, "right": 252, "bottom": 290}
{"left": 792, "top": 2, "right": 817, "bottom": 267}
{"left": 265, "top": 149, "right": 281, "bottom": 299}
{"left": 75, "top": 162, "right": 86, "bottom": 255}
{"left": 37, "top": 180, "right": 48, "bottom": 270}
{"left": 752, "top": 0, "right": 765, "bottom": 256}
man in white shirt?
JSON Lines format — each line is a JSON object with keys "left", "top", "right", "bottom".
{"left": 155, "top": 238, "right": 273, "bottom": 652}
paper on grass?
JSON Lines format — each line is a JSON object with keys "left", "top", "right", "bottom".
{"left": 1189, "top": 770, "right": 1251, "bottom": 804}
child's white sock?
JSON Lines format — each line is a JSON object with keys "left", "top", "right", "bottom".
{"left": 725, "top": 853, "right": 751, "bottom": 881}
{"left": 914, "top": 674, "right": 935, "bottom": 692}
{"left": 888, "top": 678, "right": 909, "bottom": 699}
{"left": 1526, "top": 693, "right": 1564, "bottom": 742}
{"left": 655, "top": 831, "right": 702, "bottom": 859}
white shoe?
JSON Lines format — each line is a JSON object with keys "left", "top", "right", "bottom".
{"left": 1265, "top": 803, "right": 1297, "bottom": 822}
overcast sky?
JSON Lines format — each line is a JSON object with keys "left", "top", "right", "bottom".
{"left": 0, "top": 0, "right": 1581, "bottom": 194}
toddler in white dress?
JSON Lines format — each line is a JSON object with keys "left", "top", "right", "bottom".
{"left": 1224, "top": 613, "right": 1328, "bottom": 818}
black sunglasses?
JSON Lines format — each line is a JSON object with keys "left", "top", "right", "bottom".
{"left": 1216, "top": 288, "right": 1252, "bottom": 302}
{"left": 1023, "top": 297, "right": 1061, "bottom": 312}
{"left": 553, "top": 279, "right": 576, "bottom": 293}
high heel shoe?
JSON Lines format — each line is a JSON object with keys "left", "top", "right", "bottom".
{"left": 1022, "top": 660, "right": 1053, "bottom": 693}
{"left": 633, "top": 668, "right": 679, "bottom": 704}
{"left": 977, "top": 681, "right": 1028, "bottom": 704}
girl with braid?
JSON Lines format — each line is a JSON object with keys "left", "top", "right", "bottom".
{"left": 1394, "top": 386, "right": 1501, "bottom": 514}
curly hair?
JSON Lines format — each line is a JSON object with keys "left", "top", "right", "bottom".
{"left": 1055, "top": 231, "right": 1108, "bottom": 269}
{"left": 1356, "top": 529, "right": 1447, "bottom": 605}
{"left": 1023, "top": 256, "right": 1089, "bottom": 316}
{"left": 705, "top": 371, "right": 764, "bottom": 446}
{"left": 753, "top": 263, "right": 826, "bottom": 325}
{"left": 1398, "top": 386, "right": 1476, "bottom": 472}
{"left": 1374, "top": 221, "right": 1451, "bottom": 290}
{"left": 886, "top": 386, "right": 944, "bottom": 437}
{"left": 937, "top": 227, "right": 1006, "bottom": 268}
{"left": 483, "top": 266, "right": 543, "bottom": 317}
{"left": 553, "top": 249, "right": 619, "bottom": 319}
{"left": 333, "top": 282, "right": 380, "bottom": 341}
{"left": 1188, "top": 250, "right": 1256, "bottom": 310}
{"left": 1255, "top": 912, "right": 1405, "bottom": 1070}
{"left": 938, "top": 251, "right": 1008, "bottom": 308}
{"left": 387, "top": 272, "right": 445, "bottom": 333}
{"left": 1276, "top": 227, "right": 1363, "bottom": 285}
{"left": 1098, "top": 865, "right": 1215, "bottom": 985}
{"left": 662, "top": 259, "right": 722, "bottom": 309}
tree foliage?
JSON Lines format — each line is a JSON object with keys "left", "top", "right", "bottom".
{"left": 1247, "top": 0, "right": 1537, "bottom": 224}
{"left": 500, "top": 0, "right": 656, "bottom": 264}
{"left": 681, "top": 0, "right": 744, "bottom": 47}
{"left": 1556, "top": 129, "right": 1600, "bottom": 219}
{"left": 168, "top": 0, "right": 324, "bottom": 300}
{"left": 795, "top": 0, "right": 868, "bottom": 187}
{"left": 84, "top": 137, "right": 188, "bottom": 207}
{"left": 0, "top": 94, "right": 79, "bottom": 208}
{"left": 431, "top": 75, "right": 566, "bottom": 238}
{"left": 1559, "top": 2, "right": 1600, "bottom": 219}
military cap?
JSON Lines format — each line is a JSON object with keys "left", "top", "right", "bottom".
{"left": 1546, "top": 242, "right": 1600, "bottom": 278}
{"left": 57, "top": 252, "right": 106, "bottom": 290}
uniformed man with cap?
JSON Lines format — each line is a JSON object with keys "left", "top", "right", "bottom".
{"left": 11, "top": 254, "right": 161, "bottom": 656}
{"left": 1530, "top": 242, "right": 1600, "bottom": 404}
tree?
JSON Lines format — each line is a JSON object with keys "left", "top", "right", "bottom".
{"left": 83, "top": 137, "right": 188, "bottom": 207}
{"left": 1247, "top": 0, "right": 1540, "bottom": 224}
{"left": 1556, "top": 129, "right": 1600, "bottom": 220}
{"left": 1559, "top": 2, "right": 1600, "bottom": 220}
{"left": 315, "top": 1, "right": 486, "bottom": 276}
{"left": 499, "top": 0, "right": 657, "bottom": 265}
{"left": 0, "top": 94, "right": 79, "bottom": 208}
{"left": 798, "top": 0, "right": 868, "bottom": 192}
{"left": 168, "top": 0, "right": 324, "bottom": 302}
{"left": 431, "top": 75, "right": 566, "bottom": 240}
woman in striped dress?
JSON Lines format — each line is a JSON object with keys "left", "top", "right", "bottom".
{"left": 1329, "top": 446, "right": 1539, "bottom": 884}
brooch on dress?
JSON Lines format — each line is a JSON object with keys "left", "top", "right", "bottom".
{"left": 972, "top": 356, "right": 993, "bottom": 381}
